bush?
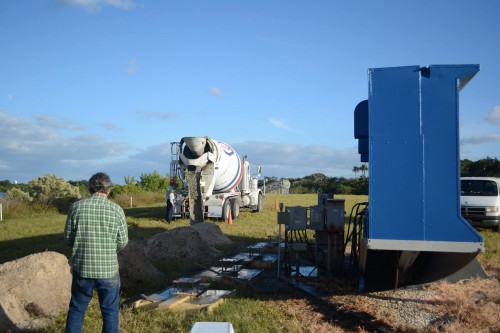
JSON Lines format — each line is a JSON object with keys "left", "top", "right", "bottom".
{"left": 2, "top": 174, "right": 82, "bottom": 217}
{"left": 5, "top": 188, "right": 32, "bottom": 202}
{"left": 112, "top": 184, "right": 144, "bottom": 196}
{"left": 27, "top": 174, "right": 81, "bottom": 205}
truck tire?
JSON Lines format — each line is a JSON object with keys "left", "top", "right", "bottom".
{"left": 222, "top": 199, "right": 231, "bottom": 222}
{"left": 253, "top": 193, "right": 263, "bottom": 212}
{"left": 231, "top": 199, "right": 240, "bottom": 219}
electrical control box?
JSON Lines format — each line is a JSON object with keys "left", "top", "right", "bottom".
{"left": 277, "top": 211, "right": 290, "bottom": 225}
{"left": 287, "top": 206, "right": 307, "bottom": 230}
{"left": 309, "top": 205, "right": 325, "bottom": 231}
{"left": 326, "top": 199, "right": 345, "bottom": 233}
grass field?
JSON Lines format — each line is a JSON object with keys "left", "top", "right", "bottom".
{"left": 0, "top": 193, "right": 498, "bottom": 332}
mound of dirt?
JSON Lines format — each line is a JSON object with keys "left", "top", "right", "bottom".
{"left": 0, "top": 251, "right": 72, "bottom": 332}
{"left": 190, "top": 222, "right": 233, "bottom": 247}
{"left": 118, "top": 240, "right": 166, "bottom": 289}
{"left": 144, "top": 222, "right": 232, "bottom": 261}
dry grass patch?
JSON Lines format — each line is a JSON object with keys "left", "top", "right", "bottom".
{"left": 273, "top": 298, "right": 354, "bottom": 333}
{"left": 422, "top": 278, "right": 500, "bottom": 333}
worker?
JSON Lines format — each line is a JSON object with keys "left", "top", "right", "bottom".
{"left": 63, "top": 172, "right": 128, "bottom": 333}
{"left": 166, "top": 178, "right": 177, "bottom": 222}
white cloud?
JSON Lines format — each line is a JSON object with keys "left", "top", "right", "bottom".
{"left": 0, "top": 112, "right": 131, "bottom": 183}
{"left": 486, "top": 106, "right": 500, "bottom": 125}
{"left": 461, "top": 134, "right": 500, "bottom": 145}
{"left": 100, "top": 122, "right": 121, "bottom": 131}
{"left": 233, "top": 141, "right": 359, "bottom": 179}
{"left": 208, "top": 87, "right": 223, "bottom": 97}
{"left": 57, "top": 0, "right": 136, "bottom": 12}
{"left": 136, "top": 110, "right": 176, "bottom": 120}
{"left": 36, "top": 115, "right": 85, "bottom": 131}
{"left": 269, "top": 118, "right": 300, "bottom": 133}
{"left": 0, "top": 112, "right": 362, "bottom": 183}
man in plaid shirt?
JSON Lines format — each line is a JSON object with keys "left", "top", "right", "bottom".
{"left": 64, "top": 172, "right": 128, "bottom": 333}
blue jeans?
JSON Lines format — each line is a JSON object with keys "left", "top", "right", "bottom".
{"left": 65, "top": 271, "right": 121, "bottom": 333}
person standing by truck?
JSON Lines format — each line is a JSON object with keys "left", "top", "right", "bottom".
{"left": 165, "top": 178, "right": 177, "bottom": 223}
{"left": 64, "top": 172, "right": 128, "bottom": 333}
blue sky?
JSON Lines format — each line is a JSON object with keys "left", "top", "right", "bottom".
{"left": 1, "top": 0, "right": 499, "bottom": 184}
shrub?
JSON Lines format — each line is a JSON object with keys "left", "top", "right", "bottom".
{"left": 27, "top": 174, "right": 81, "bottom": 206}
{"left": 2, "top": 174, "right": 82, "bottom": 217}
{"left": 139, "top": 171, "right": 169, "bottom": 192}
{"left": 5, "top": 188, "right": 32, "bottom": 202}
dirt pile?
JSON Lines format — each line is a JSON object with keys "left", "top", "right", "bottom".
{"left": 118, "top": 240, "right": 166, "bottom": 289}
{"left": 144, "top": 222, "right": 232, "bottom": 261}
{"left": 0, "top": 251, "right": 72, "bottom": 332}
{"left": 119, "top": 223, "right": 232, "bottom": 289}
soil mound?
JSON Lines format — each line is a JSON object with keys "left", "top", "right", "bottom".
{"left": 118, "top": 240, "right": 166, "bottom": 289}
{"left": 144, "top": 222, "right": 232, "bottom": 261}
{"left": 190, "top": 222, "right": 233, "bottom": 247}
{"left": 0, "top": 251, "right": 72, "bottom": 332}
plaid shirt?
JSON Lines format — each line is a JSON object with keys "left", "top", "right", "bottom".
{"left": 64, "top": 194, "right": 128, "bottom": 279}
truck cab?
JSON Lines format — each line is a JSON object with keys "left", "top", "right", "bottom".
{"left": 460, "top": 177, "right": 500, "bottom": 232}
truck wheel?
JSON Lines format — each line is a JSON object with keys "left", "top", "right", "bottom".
{"left": 253, "top": 193, "right": 263, "bottom": 212}
{"left": 222, "top": 199, "right": 231, "bottom": 222}
{"left": 231, "top": 199, "right": 240, "bottom": 219}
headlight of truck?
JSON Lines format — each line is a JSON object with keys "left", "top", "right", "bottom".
{"left": 485, "top": 206, "right": 499, "bottom": 215}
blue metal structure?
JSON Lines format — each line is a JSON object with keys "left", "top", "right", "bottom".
{"left": 354, "top": 65, "right": 485, "bottom": 290}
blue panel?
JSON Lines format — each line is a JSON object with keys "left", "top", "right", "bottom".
{"left": 354, "top": 100, "right": 368, "bottom": 139}
{"left": 354, "top": 100, "right": 369, "bottom": 162}
{"left": 359, "top": 65, "right": 483, "bottom": 244}
{"left": 420, "top": 65, "right": 482, "bottom": 242}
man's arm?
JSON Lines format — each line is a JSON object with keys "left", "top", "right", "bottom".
{"left": 116, "top": 209, "right": 129, "bottom": 252}
{"left": 63, "top": 210, "right": 75, "bottom": 247}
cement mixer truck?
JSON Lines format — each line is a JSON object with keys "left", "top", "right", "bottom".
{"left": 173, "top": 137, "right": 264, "bottom": 224}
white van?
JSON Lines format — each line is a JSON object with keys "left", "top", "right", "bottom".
{"left": 460, "top": 177, "right": 500, "bottom": 232}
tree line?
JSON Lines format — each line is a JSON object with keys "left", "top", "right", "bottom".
{"left": 263, "top": 157, "right": 500, "bottom": 195}
{"left": 461, "top": 157, "right": 500, "bottom": 177}
{"left": 1, "top": 157, "right": 499, "bottom": 198}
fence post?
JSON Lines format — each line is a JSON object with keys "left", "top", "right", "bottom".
{"left": 0, "top": 203, "right": 2, "bottom": 222}
{"left": 130, "top": 196, "right": 133, "bottom": 208}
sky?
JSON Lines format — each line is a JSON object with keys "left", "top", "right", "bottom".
{"left": 1, "top": 0, "right": 499, "bottom": 185}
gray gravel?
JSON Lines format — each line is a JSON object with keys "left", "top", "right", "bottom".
{"left": 369, "top": 288, "right": 443, "bottom": 329}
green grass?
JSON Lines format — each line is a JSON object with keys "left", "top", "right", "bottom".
{"left": 479, "top": 229, "right": 500, "bottom": 267}
{"left": 2, "top": 193, "right": 499, "bottom": 333}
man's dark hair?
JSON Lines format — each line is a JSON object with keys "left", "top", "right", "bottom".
{"left": 88, "top": 172, "right": 114, "bottom": 194}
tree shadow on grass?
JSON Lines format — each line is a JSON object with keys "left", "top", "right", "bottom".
{"left": 0, "top": 221, "right": 178, "bottom": 265}
{"left": 124, "top": 206, "right": 166, "bottom": 220}
{"left": 0, "top": 233, "right": 70, "bottom": 264}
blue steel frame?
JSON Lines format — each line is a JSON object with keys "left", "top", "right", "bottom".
{"left": 355, "top": 65, "right": 483, "bottom": 251}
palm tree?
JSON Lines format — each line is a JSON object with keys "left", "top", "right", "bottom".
{"left": 352, "top": 166, "right": 360, "bottom": 178}
{"left": 360, "top": 163, "right": 368, "bottom": 177}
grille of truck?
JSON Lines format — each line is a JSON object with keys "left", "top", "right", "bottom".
{"left": 461, "top": 207, "right": 486, "bottom": 217}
